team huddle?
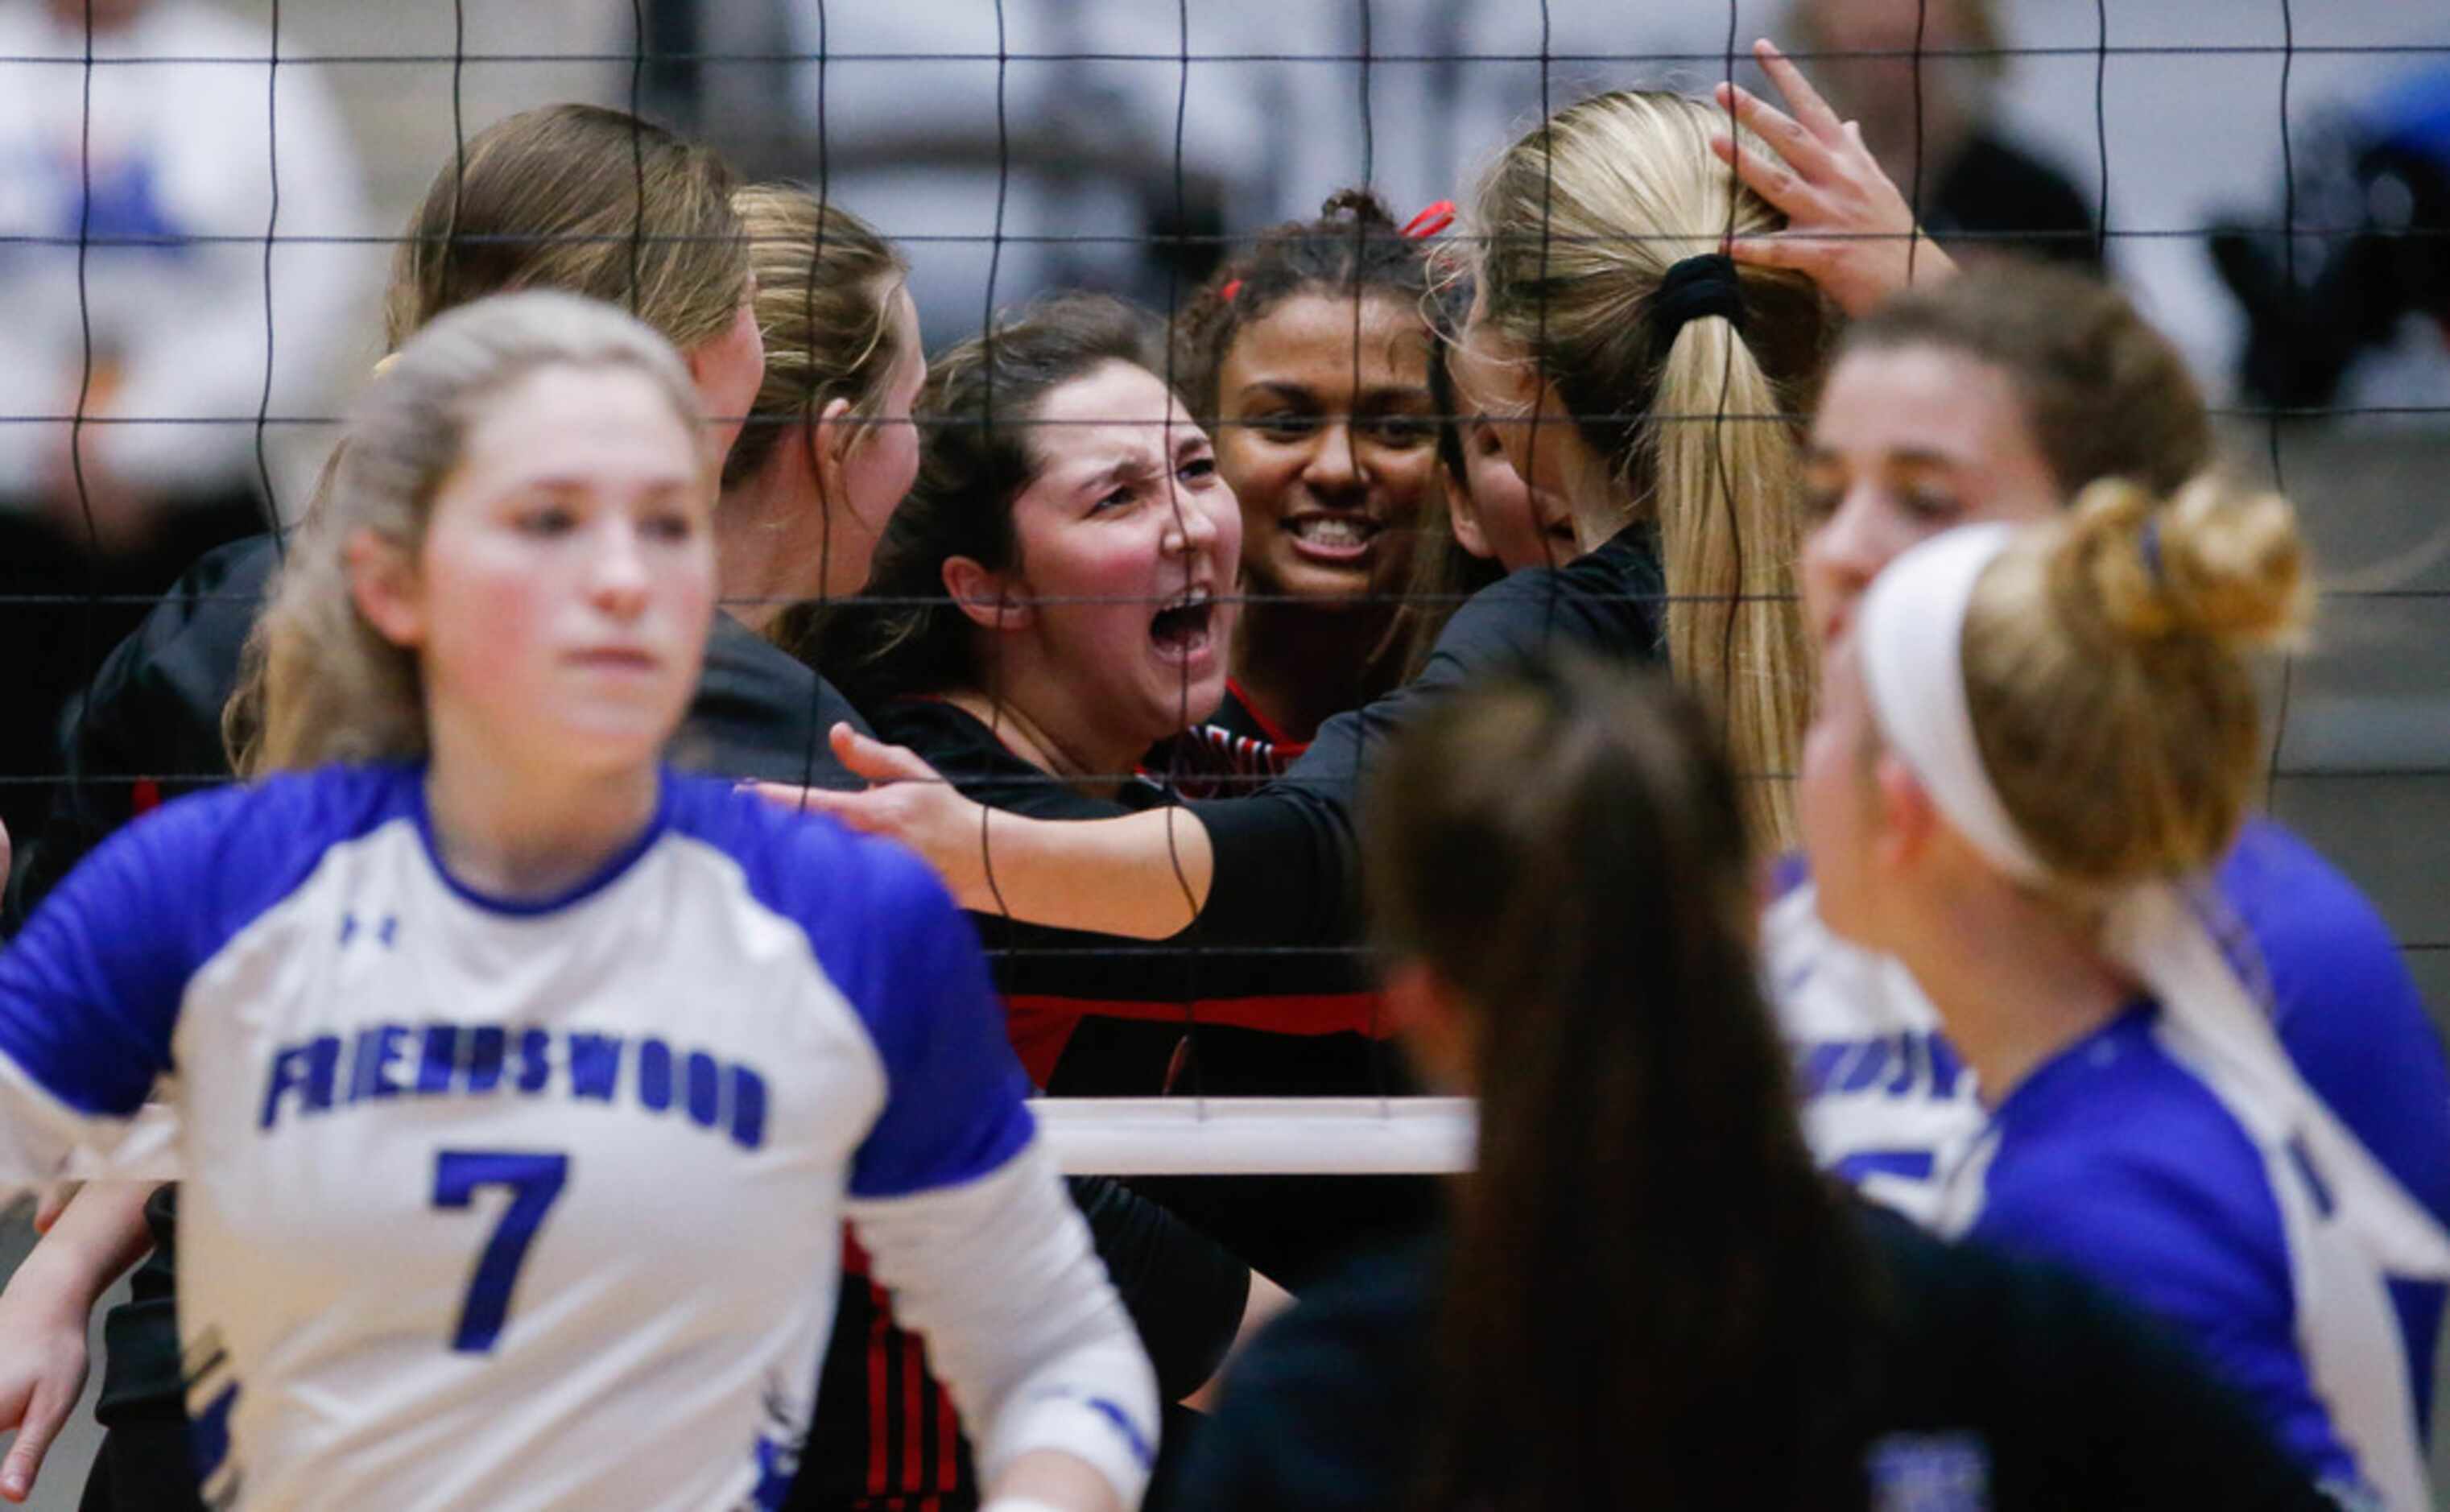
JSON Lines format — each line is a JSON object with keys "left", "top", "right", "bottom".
{"left": 0, "top": 36, "right": 2444, "bottom": 1512}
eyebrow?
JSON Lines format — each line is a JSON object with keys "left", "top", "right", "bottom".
{"left": 1803, "top": 443, "right": 1969, "bottom": 470}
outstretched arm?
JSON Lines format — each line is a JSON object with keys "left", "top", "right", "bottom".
{"left": 1709, "top": 39, "right": 1960, "bottom": 316}
{"left": 756, "top": 725, "right": 1216, "bottom": 940}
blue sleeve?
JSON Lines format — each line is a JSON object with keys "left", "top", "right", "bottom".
{"left": 1970, "top": 1145, "right": 2355, "bottom": 1482}
{"left": 829, "top": 841, "right": 1037, "bottom": 1199}
{"left": 0, "top": 789, "right": 250, "bottom": 1116}
{"left": 2221, "top": 821, "right": 2450, "bottom": 1233}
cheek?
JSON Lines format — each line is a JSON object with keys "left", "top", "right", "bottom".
{"left": 849, "top": 428, "right": 921, "bottom": 524}
{"left": 416, "top": 535, "right": 551, "bottom": 691}
{"left": 1217, "top": 432, "right": 1297, "bottom": 522}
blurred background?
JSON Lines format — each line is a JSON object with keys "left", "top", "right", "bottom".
{"left": 2, "top": 0, "right": 2446, "bottom": 1501}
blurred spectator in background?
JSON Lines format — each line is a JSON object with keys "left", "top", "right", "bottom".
{"left": 1787, "top": 0, "right": 2098, "bottom": 267}
{"left": 2213, "top": 67, "right": 2450, "bottom": 411}
{"left": 0, "top": 0, "right": 365, "bottom": 849}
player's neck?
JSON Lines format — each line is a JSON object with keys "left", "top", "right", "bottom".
{"left": 421, "top": 750, "right": 662, "bottom": 903}
{"left": 1229, "top": 593, "right": 1403, "bottom": 745}
{"left": 1893, "top": 879, "right": 2134, "bottom": 1108}
{"left": 713, "top": 461, "right": 867, "bottom": 634}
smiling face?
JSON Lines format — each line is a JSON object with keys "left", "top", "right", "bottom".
{"left": 1214, "top": 292, "right": 1439, "bottom": 607}
{"left": 1799, "top": 344, "right": 2062, "bottom": 647}
{"left": 964, "top": 361, "right": 1242, "bottom": 760}
{"left": 360, "top": 362, "right": 715, "bottom": 779}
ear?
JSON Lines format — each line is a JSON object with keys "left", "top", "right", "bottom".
{"left": 1870, "top": 751, "right": 1940, "bottom": 876}
{"left": 1381, "top": 959, "right": 1477, "bottom": 1095}
{"left": 809, "top": 396, "right": 858, "bottom": 505}
{"left": 345, "top": 527, "right": 426, "bottom": 649}
{"left": 1444, "top": 465, "right": 1494, "bottom": 560}
{"left": 942, "top": 555, "right": 1030, "bottom": 633}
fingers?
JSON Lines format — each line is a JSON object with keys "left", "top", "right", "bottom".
{"left": 1712, "top": 81, "right": 1836, "bottom": 185}
{"left": 1722, "top": 233, "right": 1817, "bottom": 277}
{"left": 0, "top": 1373, "right": 73, "bottom": 1502}
{"left": 828, "top": 723, "right": 943, "bottom": 787}
{"left": 31, "top": 1183, "right": 77, "bottom": 1237}
{"left": 1750, "top": 38, "right": 1847, "bottom": 140}
{"left": 1709, "top": 131, "right": 1816, "bottom": 221}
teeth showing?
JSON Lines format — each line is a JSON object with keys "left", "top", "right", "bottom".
{"left": 1151, "top": 588, "right": 1217, "bottom": 653}
{"left": 1288, "top": 516, "right": 1376, "bottom": 548}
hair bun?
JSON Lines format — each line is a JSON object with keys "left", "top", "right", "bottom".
{"left": 1317, "top": 187, "right": 1400, "bottom": 229}
{"left": 2061, "top": 475, "right": 2310, "bottom": 652}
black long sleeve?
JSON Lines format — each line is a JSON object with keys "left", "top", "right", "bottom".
{"left": 1191, "top": 526, "right": 1664, "bottom": 950}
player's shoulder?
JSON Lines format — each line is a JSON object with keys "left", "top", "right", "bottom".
{"left": 105, "top": 762, "right": 415, "bottom": 878}
{"left": 27, "top": 762, "right": 421, "bottom": 975}
{"left": 659, "top": 774, "right": 954, "bottom": 930}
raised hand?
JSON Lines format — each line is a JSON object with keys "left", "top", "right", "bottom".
{"left": 1709, "top": 39, "right": 1959, "bottom": 317}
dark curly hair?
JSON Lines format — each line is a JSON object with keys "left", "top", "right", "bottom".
{"left": 1172, "top": 188, "right": 1440, "bottom": 423}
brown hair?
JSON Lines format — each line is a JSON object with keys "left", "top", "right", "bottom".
{"left": 1963, "top": 477, "right": 2310, "bottom": 891}
{"left": 385, "top": 103, "right": 746, "bottom": 356}
{"left": 243, "top": 293, "right": 706, "bottom": 774}
{"left": 1365, "top": 655, "right": 1874, "bottom": 1510}
{"left": 1471, "top": 89, "right": 1832, "bottom": 849}
{"left": 229, "top": 106, "right": 747, "bottom": 766}
{"left": 1840, "top": 264, "right": 2212, "bottom": 498}
{"left": 818, "top": 294, "right": 1169, "bottom": 706}
{"left": 718, "top": 183, "right": 910, "bottom": 492}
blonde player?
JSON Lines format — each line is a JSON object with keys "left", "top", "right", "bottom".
{"left": 0, "top": 291, "right": 1155, "bottom": 1511}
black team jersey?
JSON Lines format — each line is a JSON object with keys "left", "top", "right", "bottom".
{"left": 1192, "top": 523, "right": 1667, "bottom": 954}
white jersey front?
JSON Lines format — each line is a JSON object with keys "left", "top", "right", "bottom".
{"left": 1763, "top": 876, "right": 1984, "bottom": 1224}
{"left": 0, "top": 765, "right": 1157, "bottom": 1510}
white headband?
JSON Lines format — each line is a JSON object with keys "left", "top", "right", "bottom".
{"left": 1860, "top": 520, "right": 2450, "bottom": 1510}
{"left": 1855, "top": 523, "right": 2046, "bottom": 882}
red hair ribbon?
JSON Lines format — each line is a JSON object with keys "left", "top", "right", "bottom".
{"left": 1219, "top": 277, "right": 1244, "bottom": 302}
{"left": 1401, "top": 200, "right": 1456, "bottom": 239}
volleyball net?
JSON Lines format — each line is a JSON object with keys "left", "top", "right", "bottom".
{"left": 1, "top": 0, "right": 2446, "bottom": 1179}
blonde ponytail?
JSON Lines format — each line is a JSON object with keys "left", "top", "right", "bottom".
{"left": 1470, "top": 90, "right": 1832, "bottom": 848}
{"left": 1648, "top": 312, "right": 1816, "bottom": 849}
{"left": 1965, "top": 476, "right": 2310, "bottom": 890}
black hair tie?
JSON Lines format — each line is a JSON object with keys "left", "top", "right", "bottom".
{"left": 1651, "top": 253, "right": 1747, "bottom": 346}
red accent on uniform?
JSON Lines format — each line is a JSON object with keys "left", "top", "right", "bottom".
{"left": 1008, "top": 989, "right": 1388, "bottom": 1043}
{"left": 901, "top": 1332, "right": 925, "bottom": 1490}
{"left": 936, "top": 1380, "right": 960, "bottom": 1492}
{"left": 1223, "top": 679, "right": 1295, "bottom": 748}
{"left": 130, "top": 779, "right": 162, "bottom": 816}
{"left": 866, "top": 1278, "right": 892, "bottom": 1497}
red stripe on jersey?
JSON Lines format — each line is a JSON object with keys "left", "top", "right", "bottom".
{"left": 901, "top": 1331, "right": 925, "bottom": 1490}
{"left": 130, "top": 779, "right": 162, "bottom": 816}
{"left": 1003, "top": 989, "right": 1390, "bottom": 1039}
{"left": 866, "top": 1279, "right": 892, "bottom": 1497}
{"left": 1005, "top": 998, "right": 1086, "bottom": 1088}
{"left": 936, "top": 1378, "right": 960, "bottom": 1492}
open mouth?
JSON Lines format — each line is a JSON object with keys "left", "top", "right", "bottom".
{"left": 1150, "top": 588, "right": 1218, "bottom": 658}
{"left": 1284, "top": 513, "right": 1381, "bottom": 563}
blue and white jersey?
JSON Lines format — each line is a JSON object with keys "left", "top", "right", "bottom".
{"left": 1769, "top": 818, "right": 2450, "bottom": 1422}
{"left": 1932, "top": 1004, "right": 2393, "bottom": 1504}
{"left": 0, "top": 765, "right": 1157, "bottom": 1511}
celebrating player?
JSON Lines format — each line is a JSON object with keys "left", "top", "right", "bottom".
{"left": 1181, "top": 655, "right": 2329, "bottom": 1511}
{"left": 1800, "top": 481, "right": 2449, "bottom": 1508}
{"left": 1766, "top": 265, "right": 2450, "bottom": 1429}
{"left": 0, "top": 291, "right": 1157, "bottom": 1511}
{"left": 1172, "top": 190, "right": 1444, "bottom": 767}
{"left": 768, "top": 55, "right": 1918, "bottom": 939}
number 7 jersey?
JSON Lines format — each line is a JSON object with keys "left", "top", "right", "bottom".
{"left": 0, "top": 764, "right": 1152, "bottom": 1510}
